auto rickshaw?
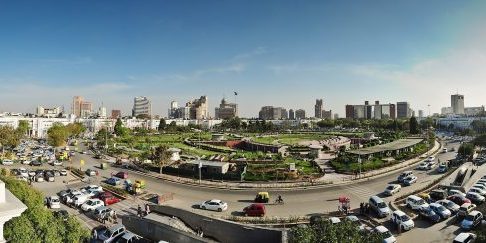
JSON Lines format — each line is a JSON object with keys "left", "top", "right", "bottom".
{"left": 418, "top": 192, "right": 431, "bottom": 203}
{"left": 254, "top": 192, "right": 269, "bottom": 203}
{"left": 135, "top": 180, "right": 146, "bottom": 189}
{"left": 125, "top": 180, "right": 144, "bottom": 195}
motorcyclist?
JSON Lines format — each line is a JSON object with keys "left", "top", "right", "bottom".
{"left": 277, "top": 194, "right": 283, "bottom": 203}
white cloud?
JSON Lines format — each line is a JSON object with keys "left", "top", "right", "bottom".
{"left": 232, "top": 46, "right": 267, "bottom": 60}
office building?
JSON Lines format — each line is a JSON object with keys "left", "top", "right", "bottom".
{"left": 132, "top": 96, "right": 152, "bottom": 118}
{"left": 98, "top": 105, "right": 107, "bottom": 118}
{"left": 80, "top": 101, "right": 93, "bottom": 118}
{"left": 397, "top": 102, "right": 411, "bottom": 119}
{"left": 441, "top": 107, "right": 454, "bottom": 116}
{"left": 288, "top": 109, "right": 295, "bottom": 120}
{"left": 71, "top": 96, "right": 83, "bottom": 117}
{"left": 168, "top": 101, "right": 180, "bottom": 119}
{"left": 465, "top": 106, "right": 485, "bottom": 117}
{"left": 186, "top": 96, "right": 209, "bottom": 120}
{"left": 258, "top": 106, "right": 288, "bottom": 120}
{"left": 295, "top": 109, "right": 306, "bottom": 119}
{"left": 111, "top": 110, "right": 121, "bottom": 119}
{"left": 314, "top": 99, "right": 332, "bottom": 119}
{"left": 418, "top": 110, "right": 424, "bottom": 119}
{"left": 36, "top": 106, "right": 62, "bottom": 118}
{"left": 215, "top": 98, "right": 238, "bottom": 119}
{"left": 451, "top": 94, "right": 465, "bottom": 115}
{"left": 346, "top": 101, "right": 395, "bottom": 119}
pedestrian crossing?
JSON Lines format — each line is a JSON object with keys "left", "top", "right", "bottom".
{"left": 342, "top": 184, "right": 379, "bottom": 201}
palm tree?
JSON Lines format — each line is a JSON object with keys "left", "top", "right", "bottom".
{"left": 153, "top": 145, "right": 171, "bottom": 174}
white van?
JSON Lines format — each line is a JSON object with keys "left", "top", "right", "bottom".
{"left": 369, "top": 196, "right": 390, "bottom": 218}
{"left": 391, "top": 210, "right": 414, "bottom": 231}
{"left": 406, "top": 195, "right": 429, "bottom": 211}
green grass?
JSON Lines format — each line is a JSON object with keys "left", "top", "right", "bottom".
{"left": 251, "top": 133, "right": 331, "bottom": 145}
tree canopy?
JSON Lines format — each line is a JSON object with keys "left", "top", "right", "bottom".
{"left": 158, "top": 118, "right": 167, "bottom": 131}
{"left": 1, "top": 172, "right": 90, "bottom": 242}
{"left": 47, "top": 123, "right": 70, "bottom": 147}
{"left": 153, "top": 144, "right": 172, "bottom": 174}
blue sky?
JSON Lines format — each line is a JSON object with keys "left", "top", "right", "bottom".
{"left": 1, "top": 0, "right": 486, "bottom": 117}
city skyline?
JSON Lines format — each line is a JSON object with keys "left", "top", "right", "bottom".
{"left": 1, "top": 1, "right": 486, "bottom": 117}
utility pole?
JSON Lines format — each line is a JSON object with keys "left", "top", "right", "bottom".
{"left": 198, "top": 160, "right": 202, "bottom": 185}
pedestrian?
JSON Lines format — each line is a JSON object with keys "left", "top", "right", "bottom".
{"left": 359, "top": 202, "right": 363, "bottom": 214}
{"left": 92, "top": 229, "right": 98, "bottom": 240}
{"left": 137, "top": 205, "right": 142, "bottom": 218}
{"left": 145, "top": 204, "right": 150, "bottom": 215}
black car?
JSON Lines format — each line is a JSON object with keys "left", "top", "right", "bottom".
{"left": 31, "top": 160, "right": 42, "bottom": 166}
{"left": 430, "top": 189, "right": 448, "bottom": 201}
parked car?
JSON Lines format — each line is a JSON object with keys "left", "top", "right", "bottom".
{"left": 448, "top": 194, "right": 471, "bottom": 206}
{"left": 115, "top": 171, "right": 128, "bottom": 179}
{"left": 403, "top": 175, "right": 417, "bottom": 186}
{"left": 200, "top": 199, "right": 228, "bottom": 212}
{"left": 418, "top": 207, "right": 441, "bottom": 223}
{"left": 243, "top": 204, "right": 266, "bottom": 217}
{"left": 449, "top": 189, "right": 466, "bottom": 197}
{"left": 374, "top": 226, "right": 396, "bottom": 243}
{"left": 52, "top": 160, "right": 63, "bottom": 166}
{"left": 345, "top": 215, "right": 366, "bottom": 231}
{"left": 466, "top": 192, "right": 485, "bottom": 204}
{"left": 86, "top": 169, "right": 97, "bottom": 177}
{"left": 81, "top": 199, "right": 105, "bottom": 211}
{"left": 429, "top": 189, "right": 448, "bottom": 201}
{"left": 369, "top": 196, "right": 390, "bottom": 218}
{"left": 391, "top": 210, "right": 414, "bottom": 231}
{"left": 73, "top": 194, "right": 90, "bottom": 207}
{"left": 1, "top": 160, "right": 13, "bottom": 165}
{"left": 45, "top": 171, "right": 55, "bottom": 182}
{"left": 106, "top": 177, "right": 121, "bottom": 186}
{"left": 31, "top": 160, "right": 42, "bottom": 166}
{"left": 436, "top": 199, "right": 460, "bottom": 214}
{"left": 94, "top": 206, "right": 116, "bottom": 220}
{"left": 18, "top": 168, "right": 29, "bottom": 178}
{"left": 47, "top": 196, "right": 61, "bottom": 209}
{"left": 98, "top": 224, "right": 126, "bottom": 243}
{"left": 384, "top": 184, "right": 401, "bottom": 196}
{"left": 397, "top": 171, "right": 414, "bottom": 183}
{"left": 83, "top": 185, "right": 104, "bottom": 193}
{"left": 60, "top": 169, "right": 68, "bottom": 176}
{"left": 461, "top": 211, "right": 483, "bottom": 230}
{"left": 453, "top": 233, "right": 477, "bottom": 243}
{"left": 22, "top": 160, "right": 31, "bottom": 165}
{"left": 329, "top": 217, "right": 341, "bottom": 224}
{"left": 458, "top": 203, "right": 477, "bottom": 218}
{"left": 99, "top": 192, "right": 121, "bottom": 206}
{"left": 406, "top": 195, "right": 429, "bottom": 210}
{"left": 442, "top": 148, "right": 448, "bottom": 153}
{"left": 116, "top": 231, "right": 145, "bottom": 243}
{"left": 429, "top": 203, "right": 451, "bottom": 219}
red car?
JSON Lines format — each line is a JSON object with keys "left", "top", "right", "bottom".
{"left": 447, "top": 194, "right": 471, "bottom": 206}
{"left": 115, "top": 171, "right": 128, "bottom": 179}
{"left": 98, "top": 192, "right": 120, "bottom": 205}
{"left": 243, "top": 204, "right": 266, "bottom": 217}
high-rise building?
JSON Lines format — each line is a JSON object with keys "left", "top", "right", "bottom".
{"left": 346, "top": 101, "right": 395, "bottom": 119}
{"left": 451, "top": 94, "right": 465, "bottom": 115}
{"left": 168, "top": 101, "right": 180, "bottom": 118}
{"left": 36, "top": 106, "right": 62, "bottom": 118}
{"left": 295, "top": 109, "right": 306, "bottom": 119}
{"left": 418, "top": 110, "right": 424, "bottom": 119}
{"left": 132, "top": 96, "right": 152, "bottom": 118}
{"left": 215, "top": 98, "right": 238, "bottom": 119}
{"left": 111, "top": 110, "right": 121, "bottom": 119}
{"left": 397, "top": 102, "right": 411, "bottom": 119}
{"left": 80, "top": 101, "right": 93, "bottom": 118}
{"left": 288, "top": 109, "right": 295, "bottom": 120}
{"left": 186, "top": 96, "right": 209, "bottom": 120}
{"left": 465, "top": 106, "right": 485, "bottom": 116}
{"left": 258, "top": 106, "right": 287, "bottom": 120}
{"left": 441, "top": 107, "right": 454, "bottom": 116}
{"left": 315, "top": 99, "right": 323, "bottom": 118}
{"left": 98, "top": 105, "right": 107, "bottom": 118}
{"left": 72, "top": 96, "right": 83, "bottom": 117}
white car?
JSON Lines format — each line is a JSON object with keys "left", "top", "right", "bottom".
{"left": 47, "top": 196, "right": 61, "bottom": 209}
{"left": 384, "top": 184, "right": 401, "bottom": 196}
{"left": 468, "top": 188, "right": 486, "bottom": 197}
{"left": 391, "top": 210, "right": 414, "bottom": 231}
{"left": 417, "top": 162, "right": 430, "bottom": 170}
{"left": 1, "top": 160, "right": 13, "bottom": 165}
{"left": 81, "top": 199, "right": 104, "bottom": 211}
{"left": 82, "top": 185, "right": 104, "bottom": 194}
{"left": 60, "top": 170, "right": 68, "bottom": 176}
{"left": 406, "top": 195, "right": 429, "bottom": 210}
{"left": 52, "top": 160, "right": 63, "bottom": 166}
{"left": 22, "top": 160, "right": 31, "bottom": 165}
{"left": 199, "top": 199, "right": 228, "bottom": 212}
{"left": 403, "top": 175, "right": 417, "bottom": 186}
{"left": 18, "top": 168, "right": 29, "bottom": 178}
{"left": 374, "top": 226, "right": 396, "bottom": 243}
{"left": 425, "top": 156, "right": 435, "bottom": 162}
{"left": 453, "top": 232, "right": 476, "bottom": 243}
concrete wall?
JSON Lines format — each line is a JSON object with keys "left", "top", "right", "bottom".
{"left": 121, "top": 215, "right": 210, "bottom": 243}
{"left": 150, "top": 205, "right": 285, "bottom": 243}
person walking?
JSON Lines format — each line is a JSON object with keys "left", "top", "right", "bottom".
{"left": 137, "top": 205, "right": 142, "bottom": 218}
{"left": 145, "top": 204, "right": 150, "bottom": 215}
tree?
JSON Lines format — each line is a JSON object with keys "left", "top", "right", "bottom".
{"left": 47, "top": 123, "right": 70, "bottom": 147}
{"left": 289, "top": 219, "right": 383, "bottom": 243}
{"left": 409, "top": 116, "right": 419, "bottom": 134}
{"left": 473, "top": 134, "right": 486, "bottom": 148}
{"left": 66, "top": 122, "right": 86, "bottom": 137}
{"left": 153, "top": 144, "right": 171, "bottom": 174}
{"left": 1, "top": 173, "right": 89, "bottom": 242}
{"left": 114, "top": 118, "right": 124, "bottom": 136}
{"left": 158, "top": 118, "right": 166, "bottom": 131}
{"left": 0, "top": 126, "right": 22, "bottom": 154}
{"left": 458, "top": 143, "right": 474, "bottom": 157}
{"left": 17, "top": 120, "right": 30, "bottom": 137}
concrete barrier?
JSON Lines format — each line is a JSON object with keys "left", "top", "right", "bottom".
{"left": 150, "top": 205, "right": 286, "bottom": 243}
{"left": 121, "top": 215, "right": 211, "bottom": 243}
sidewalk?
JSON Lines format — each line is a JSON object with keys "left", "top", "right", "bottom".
{"left": 121, "top": 140, "right": 442, "bottom": 190}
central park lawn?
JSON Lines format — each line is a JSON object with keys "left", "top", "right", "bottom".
{"left": 252, "top": 133, "right": 331, "bottom": 145}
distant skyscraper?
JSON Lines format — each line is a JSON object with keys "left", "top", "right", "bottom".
{"left": 451, "top": 94, "right": 465, "bottom": 115}
{"left": 186, "top": 96, "right": 209, "bottom": 119}
{"left": 168, "top": 101, "right": 179, "bottom": 118}
{"left": 80, "top": 101, "right": 93, "bottom": 118}
{"left": 295, "top": 109, "right": 306, "bottom": 119}
{"left": 418, "top": 110, "right": 424, "bottom": 119}
{"left": 132, "top": 96, "right": 152, "bottom": 118}
{"left": 397, "top": 102, "right": 411, "bottom": 119}
{"left": 72, "top": 96, "right": 83, "bottom": 117}
{"left": 315, "top": 99, "right": 323, "bottom": 118}
{"left": 98, "top": 105, "right": 107, "bottom": 118}
{"left": 215, "top": 98, "right": 238, "bottom": 119}
{"left": 288, "top": 109, "right": 295, "bottom": 120}
{"left": 258, "top": 106, "right": 287, "bottom": 120}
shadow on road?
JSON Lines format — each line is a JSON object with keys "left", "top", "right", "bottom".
{"left": 231, "top": 211, "right": 244, "bottom": 216}
{"left": 237, "top": 199, "right": 255, "bottom": 203}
